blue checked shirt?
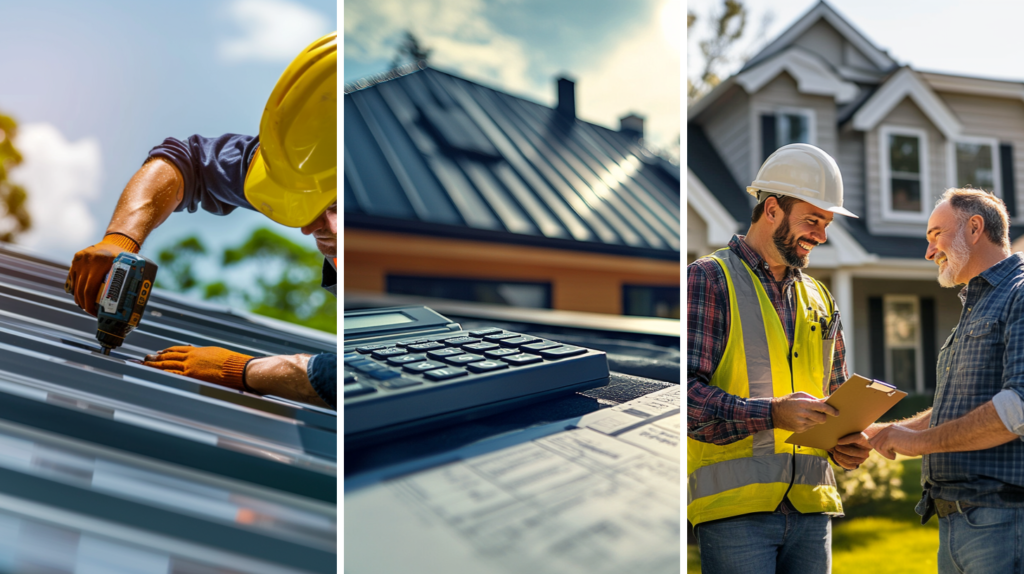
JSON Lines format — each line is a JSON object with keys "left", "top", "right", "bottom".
{"left": 919, "top": 253, "right": 1024, "bottom": 511}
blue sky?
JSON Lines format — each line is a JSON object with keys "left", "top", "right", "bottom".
{"left": 344, "top": 0, "right": 681, "bottom": 160}
{"left": 0, "top": 0, "right": 336, "bottom": 276}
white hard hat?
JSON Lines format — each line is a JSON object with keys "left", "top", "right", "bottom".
{"left": 747, "top": 143, "right": 858, "bottom": 218}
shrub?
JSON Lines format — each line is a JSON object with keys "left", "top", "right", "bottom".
{"left": 835, "top": 451, "right": 906, "bottom": 508}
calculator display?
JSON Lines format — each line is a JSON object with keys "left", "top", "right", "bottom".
{"left": 345, "top": 312, "right": 414, "bottom": 330}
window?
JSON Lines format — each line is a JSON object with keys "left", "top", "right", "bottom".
{"left": 880, "top": 126, "right": 930, "bottom": 220}
{"left": 949, "top": 137, "right": 1000, "bottom": 197}
{"left": 386, "top": 276, "right": 551, "bottom": 309}
{"left": 623, "top": 285, "right": 680, "bottom": 319}
{"left": 883, "top": 295, "right": 923, "bottom": 393}
{"left": 760, "top": 108, "right": 815, "bottom": 162}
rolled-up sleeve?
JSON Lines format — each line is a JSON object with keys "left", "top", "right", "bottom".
{"left": 997, "top": 291, "right": 1024, "bottom": 435}
{"left": 307, "top": 353, "right": 337, "bottom": 409}
{"left": 148, "top": 134, "right": 261, "bottom": 216}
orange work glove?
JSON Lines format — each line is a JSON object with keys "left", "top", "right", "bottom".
{"left": 66, "top": 233, "right": 141, "bottom": 316}
{"left": 143, "top": 346, "right": 256, "bottom": 390}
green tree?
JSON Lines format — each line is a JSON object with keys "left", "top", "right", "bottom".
{"left": 154, "top": 235, "right": 207, "bottom": 292}
{"left": 391, "top": 31, "right": 431, "bottom": 70}
{"left": 0, "top": 114, "right": 31, "bottom": 242}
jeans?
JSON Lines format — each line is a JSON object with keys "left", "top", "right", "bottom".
{"left": 695, "top": 512, "right": 831, "bottom": 574}
{"left": 938, "top": 506, "right": 1022, "bottom": 574}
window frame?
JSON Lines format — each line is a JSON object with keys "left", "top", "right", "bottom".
{"left": 774, "top": 106, "right": 817, "bottom": 148}
{"left": 879, "top": 125, "right": 930, "bottom": 222}
{"left": 883, "top": 294, "right": 924, "bottom": 393}
{"left": 946, "top": 135, "right": 1002, "bottom": 198}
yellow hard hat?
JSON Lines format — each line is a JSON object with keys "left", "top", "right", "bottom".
{"left": 245, "top": 32, "right": 337, "bottom": 228}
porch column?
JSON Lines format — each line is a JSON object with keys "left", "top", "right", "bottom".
{"left": 833, "top": 269, "right": 854, "bottom": 373}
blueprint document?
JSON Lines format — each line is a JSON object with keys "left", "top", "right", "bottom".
{"left": 345, "top": 386, "right": 680, "bottom": 574}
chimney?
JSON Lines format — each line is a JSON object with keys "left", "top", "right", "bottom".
{"left": 620, "top": 113, "right": 644, "bottom": 140}
{"left": 556, "top": 76, "right": 576, "bottom": 120}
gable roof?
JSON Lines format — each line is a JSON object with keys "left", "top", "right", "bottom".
{"left": 742, "top": 1, "right": 897, "bottom": 74}
{"left": 736, "top": 46, "right": 859, "bottom": 103}
{"left": 851, "top": 67, "right": 963, "bottom": 139}
{"left": 687, "top": 122, "right": 750, "bottom": 226}
{"left": 344, "top": 67, "right": 680, "bottom": 261}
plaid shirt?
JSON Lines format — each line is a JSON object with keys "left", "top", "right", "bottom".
{"left": 687, "top": 235, "right": 848, "bottom": 445}
{"left": 921, "top": 253, "right": 1024, "bottom": 508}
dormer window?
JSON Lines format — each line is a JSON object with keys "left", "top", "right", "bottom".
{"left": 880, "top": 125, "right": 930, "bottom": 221}
{"left": 950, "top": 137, "right": 999, "bottom": 196}
{"left": 761, "top": 107, "right": 816, "bottom": 161}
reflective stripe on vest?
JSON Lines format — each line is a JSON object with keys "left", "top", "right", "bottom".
{"left": 686, "top": 248, "right": 842, "bottom": 526}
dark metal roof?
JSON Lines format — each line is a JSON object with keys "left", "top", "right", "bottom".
{"left": 687, "top": 122, "right": 752, "bottom": 226}
{"left": 0, "top": 245, "right": 335, "bottom": 572}
{"left": 344, "top": 67, "right": 680, "bottom": 261}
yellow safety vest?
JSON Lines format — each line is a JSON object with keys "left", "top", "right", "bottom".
{"left": 687, "top": 248, "right": 843, "bottom": 526}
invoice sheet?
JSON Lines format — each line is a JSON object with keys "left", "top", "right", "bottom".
{"left": 345, "top": 386, "right": 680, "bottom": 574}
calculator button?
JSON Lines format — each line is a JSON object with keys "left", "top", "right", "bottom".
{"left": 521, "top": 341, "right": 560, "bottom": 352}
{"left": 387, "top": 354, "right": 426, "bottom": 365}
{"left": 499, "top": 336, "right": 540, "bottom": 348}
{"left": 427, "top": 348, "right": 464, "bottom": 360}
{"left": 367, "top": 368, "right": 402, "bottom": 380}
{"left": 444, "top": 354, "right": 484, "bottom": 366}
{"left": 424, "top": 367, "right": 469, "bottom": 381}
{"left": 484, "top": 348, "right": 519, "bottom": 359}
{"left": 352, "top": 361, "right": 387, "bottom": 374}
{"left": 484, "top": 332, "right": 518, "bottom": 342}
{"left": 403, "top": 360, "right": 447, "bottom": 373}
{"left": 371, "top": 347, "right": 408, "bottom": 359}
{"left": 539, "top": 346, "right": 587, "bottom": 359}
{"left": 468, "top": 328, "right": 503, "bottom": 336}
{"left": 379, "top": 377, "right": 423, "bottom": 389}
{"left": 396, "top": 338, "right": 429, "bottom": 347}
{"left": 501, "top": 353, "right": 543, "bottom": 366}
{"left": 443, "top": 336, "right": 482, "bottom": 347}
{"left": 464, "top": 342, "right": 499, "bottom": 352}
{"left": 343, "top": 371, "right": 357, "bottom": 385}
{"left": 343, "top": 353, "right": 362, "bottom": 363}
{"left": 408, "top": 342, "right": 446, "bottom": 352}
{"left": 355, "top": 344, "right": 388, "bottom": 354}
{"left": 344, "top": 383, "right": 377, "bottom": 398}
{"left": 467, "top": 360, "right": 509, "bottom": 373}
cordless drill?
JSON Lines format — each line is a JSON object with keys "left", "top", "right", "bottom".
{"left": 95, "top": 253, "right": 158, "bottom": 354}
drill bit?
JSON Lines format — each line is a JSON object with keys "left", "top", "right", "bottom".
{"left": 102, "top": 347, "right": 112, "bottom": 356}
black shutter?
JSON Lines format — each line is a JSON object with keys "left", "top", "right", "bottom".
{"left": 869, "top": 297, "right": 885, "bottom": 381}
{"left": 1001, "top": 143, "right": 1017, "bottom": 217}
{"left": 761, "top": 114, "right": 776, "bottom": 162}
{"left": 920, "top": 297, "right": 936, "bottom": 390}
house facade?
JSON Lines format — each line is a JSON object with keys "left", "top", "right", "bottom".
{"left": 688, "top": 1, "right": 1024, "bottom": 394}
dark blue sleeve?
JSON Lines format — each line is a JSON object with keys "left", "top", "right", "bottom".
{"left": 307, "top": 353, "right": 336, "bottom": 409}
{"left": 147, "top": 134, "right": 261, "bottom": 216}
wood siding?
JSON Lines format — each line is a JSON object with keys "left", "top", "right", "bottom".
{"left": 700, "top": 85, "right": 752, "bottom": 190}
{"left": 837, "top": 130, "right": 866, "bottom": 219}
{"left": 865, "top": 97, "right": 947, "bottom": 237}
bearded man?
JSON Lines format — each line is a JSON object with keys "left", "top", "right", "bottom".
{"left": 687, "top": 144, "right": 871, "bottom": 573}
{"left": 868, "top": 188, "right": 1024, "bottom": 574}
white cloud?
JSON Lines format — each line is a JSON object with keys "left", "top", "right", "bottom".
{"left": 344, "top": 0, "right": 536, "bottom": 96}
{"left": 575, "top": 0, "right": 681, "bottom": 158}
{"left": 7, "top": 123, "right": 102, "bottom": 260}
{"left": 220, "top": 0, "right": 332, "bottom": 63}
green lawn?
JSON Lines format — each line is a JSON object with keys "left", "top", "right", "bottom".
{"left": 688, "top": 458, "right": 940, "bottom": 573}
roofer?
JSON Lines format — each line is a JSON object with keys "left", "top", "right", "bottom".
{"left": 687, "top": 143, "right": 871, "bottom": 573}
{"left": 65, "top": 32, "right": 337, "bottom": 409}
{"left": 868, "top": 188, "right": 1024, "bottom": 574}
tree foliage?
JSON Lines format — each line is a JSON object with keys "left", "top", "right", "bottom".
{"left": 391, "top": 31, "right": 431, "bottom": 70}
{"left": 154, "top": 228, "right": 336, "bottom": 334}
{"left": 688, "top": 0, "right": 748, "bottom": 102}
{"left": 0, "top": 114, "right": 31, "bottom": 243}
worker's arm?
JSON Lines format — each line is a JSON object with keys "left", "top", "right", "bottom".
{"left": 870, "top": 402, "right": 1016, "bottom": 459}
{"left": 246, "top": 354, "right": 332, "bottom": 409}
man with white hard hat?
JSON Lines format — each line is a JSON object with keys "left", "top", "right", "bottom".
{"left": 687, "top": 143, "right": 871, "bottom": 573}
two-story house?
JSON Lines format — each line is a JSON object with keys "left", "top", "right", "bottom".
{"left": 688, "top": 1, "right": 1024, "bottom": 395}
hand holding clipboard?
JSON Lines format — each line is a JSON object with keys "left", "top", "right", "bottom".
{"left": 786, "top": 374, "right": 907, "bottom": 450}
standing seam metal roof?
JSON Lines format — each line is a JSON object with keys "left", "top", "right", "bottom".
{"left": 345, "top": 67, "right": 680, "bottom": 260}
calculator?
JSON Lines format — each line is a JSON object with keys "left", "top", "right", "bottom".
{"left": 344, "top": 306, "right": 609, "bottom": 440}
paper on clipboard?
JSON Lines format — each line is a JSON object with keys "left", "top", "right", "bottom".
{"left": 785, "top": 374, "right": 907, "bottom": 450}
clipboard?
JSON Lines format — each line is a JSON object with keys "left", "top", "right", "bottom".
{"left": 785, "top": 374, "right": 907, "bottom": 450}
